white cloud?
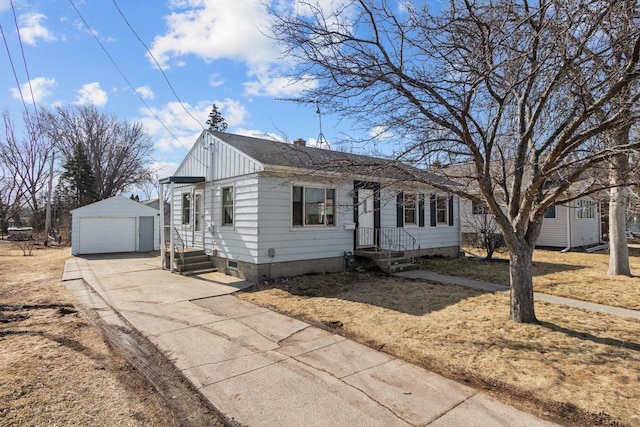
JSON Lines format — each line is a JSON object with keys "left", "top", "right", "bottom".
{"left": 234, "top": 128, "right": 284, "bottom": 142}
{"left": 209, "top": 74, "right": 224, "bottom": 87}
{"left": 18, "top": 13, "right": 56, "bottom": 46}
{"left": 9, "top": 76, "right": 56, "bottom": 103}
{"left": 369, "top": 125, "right": 394, "bottom": 140}
{"left": 75, "top": 82, "right": 108, "bottom": 106}
{"left": 149, "top": 0, "right": 280, "bottom": 68}
{"left": 217, "top": 98, "right": 248, "bottom": 127}
{"left": 0, "top": 0, "right": 10, "bottom": 12}
{"left": 149, "top": 161, "right": 179, "bottom": 178}
{"left": 135, "top": 85, "right": 155, "bottom": 100}
{"left": 244, "top": 67, "right": 318, "bottom": 97}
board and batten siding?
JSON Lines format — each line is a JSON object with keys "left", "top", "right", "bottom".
{"left": 173, "top": 132, "right": 263, "bottom": 180}
{"left": 255, "top": 176, "right": 354, "bottom": 264}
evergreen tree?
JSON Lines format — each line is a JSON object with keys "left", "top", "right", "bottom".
{"left": 58, "top": 142, "right": 98, "bottom": 210}
{"left": 206, "top": 104, "right": 228, "bottom": 132}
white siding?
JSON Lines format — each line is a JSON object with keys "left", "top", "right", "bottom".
{"left": 570, "top": 198, "right": 600, "bottom": 247}
{"left": 537, "top": 204, "right": 568, "bottom": 247}
{"left": 254, "top": 176, "right": 354, "bottom": 264}
{"left": 71, "top": 196, "right": 160, "bottom": 255}
{"left": 379, "top": 187, "right": 460, "bottom": 250}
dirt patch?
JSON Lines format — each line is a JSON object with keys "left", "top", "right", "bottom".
{"left": 0, "top": 241, "right": 227, "bottom": 426}
{"left": 238, "top": 270, "right": 640, "bottom": 426}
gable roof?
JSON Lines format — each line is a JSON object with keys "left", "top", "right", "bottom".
{"left": 210, "top": 131, "right": 455, "bottom": 186}
{"left": 71, "top": 195, "right": 160, "bottom": 215}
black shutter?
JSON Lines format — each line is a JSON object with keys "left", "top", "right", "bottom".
{"left": 396, "top": 193, "right": 404, "bottom": 227}
{"left": 448, "top": 195, "right": 454, "bottom": 226}
{"left": 430, "top": 194, "right": 436, "bottom": 226}
{"left": 418, "top": 194, "right": 425, "bottom": 227}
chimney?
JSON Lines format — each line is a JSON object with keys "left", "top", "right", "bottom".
{"left": 293, "top": 138, "right": 306, "bottom": 147}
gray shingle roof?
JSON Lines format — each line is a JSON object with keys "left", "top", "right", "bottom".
{"left": 210, "top": 131, "right": 454, "bottom": 185}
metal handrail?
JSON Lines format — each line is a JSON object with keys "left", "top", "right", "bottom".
{"left": 357, "top": 227, "right": 417, "bottom": 268}
{"left": 164, "top": 226, "right": 185, "bottom": 271}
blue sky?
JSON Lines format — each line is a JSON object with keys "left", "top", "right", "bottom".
{"left": 0, "top": 0, "right": 354, "bottom": 180}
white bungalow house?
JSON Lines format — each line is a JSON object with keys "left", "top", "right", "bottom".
{"left": 159, "top": 131, "right": 461, "bottom": 281}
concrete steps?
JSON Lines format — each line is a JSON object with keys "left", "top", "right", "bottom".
{"left": 355, "top": 249, "right": 418, "bottom": 274}
{"left": 166, "top": 248, "right": 218, "bottom": 275}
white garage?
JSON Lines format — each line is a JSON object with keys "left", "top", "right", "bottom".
{"left": 71, "top": 196, "right": 160, "bottom": 255}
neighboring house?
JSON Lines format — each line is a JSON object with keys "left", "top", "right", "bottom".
{"left": 159, "top": 131, "right": 461, "bottom": 281}
{"left": 71, "top": 196, "right": 160, "bottom": 255}
{"left": 459, "top": 188, "right": 602, "bottom": 250}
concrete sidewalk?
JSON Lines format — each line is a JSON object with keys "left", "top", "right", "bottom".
{"left": 63, "top": 254, "right": 557, "bottom": 427}
{"left": 396, "top": 270, "right": 640, "bottom": 321}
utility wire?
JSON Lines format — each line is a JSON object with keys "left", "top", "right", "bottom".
{"left": 0, "top": 23, "right": 29, "bottom": 112}
{"left": 67, "top": 0, "right": 206, "bottom": 166}
{"left": 111, "top": 0, "right": 205, "bottom": 131}
{"left": 10, "top": 0, "right": 38, "bottom": 114}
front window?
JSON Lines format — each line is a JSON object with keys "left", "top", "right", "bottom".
{"left": 181, "top": 193, "right": 191, "bottom": 225}
{"left": 575, "top": 199, "right": 595, "bottom": 219}
{"left": 404, "top": 194, "right": 417, "bottom": 225}
{"left": 222, "top": 187, "right": 234, "bottom": 225}
{"left": 436, "top": 195, "right": 448, "bottom": 224}
{"left": 292, "top": 186, "right": 335, "bottom": 227}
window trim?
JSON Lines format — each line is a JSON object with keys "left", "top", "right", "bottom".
{"left": 436, "top": 195, "right": 449, "bottom": 224}
{"left": 291, "top": 184, "right": 337, "bottom": 228}
{"left": 221, "top": 186, "right": 234, "bottom": 226}
{"left": 181, "top": 192, "right": 191, "bottom": 226}
{"left": 403, "top": 193, "right": 418, "bottom": 227}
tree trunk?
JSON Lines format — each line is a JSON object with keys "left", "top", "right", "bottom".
{"left": 508, "top": 240, "right": 538, "bottom": 323}
{"left": 608, "top": 127, "right": 631, "bottom": 276}
{"left": 608, "top": 161, "right": 631, "bottom": 275}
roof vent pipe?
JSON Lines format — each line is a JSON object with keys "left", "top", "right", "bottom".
{"left": 293, "top": 138, "right": 306, "bottom": 146}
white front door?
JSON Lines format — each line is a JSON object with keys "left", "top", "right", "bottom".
{"left": 357, "top": 189, "right": 375, "bottom": 247}
{"left": 193, "top": 191, "right": 204, "bottom": 247}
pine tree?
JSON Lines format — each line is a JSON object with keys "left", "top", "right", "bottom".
{"left": 206, "top": 104, "right": 228, "bottom": 132}
{"left": 58, "top": 142, "right": 98, "bottom": 210}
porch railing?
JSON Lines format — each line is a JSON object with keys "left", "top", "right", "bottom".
{"left": 356, "top": 226, "right": 417, "bottom": 264}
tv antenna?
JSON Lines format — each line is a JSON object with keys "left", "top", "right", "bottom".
{"left": 275, "top": 97, "right": 328, "bottom": 147}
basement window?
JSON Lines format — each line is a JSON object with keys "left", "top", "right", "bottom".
{"left": 227, "top": 260, "right": 238, "bottom": 269}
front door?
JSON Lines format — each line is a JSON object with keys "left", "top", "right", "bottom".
{"left": 357, "top": 188, "right": 375, "bottom": 247}
{"left": 193, "top": 191, "right": 204, "bottom": 247}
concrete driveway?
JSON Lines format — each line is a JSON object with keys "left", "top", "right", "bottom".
{"left": 63, "top": 253, "right": 558, "bottom": 427}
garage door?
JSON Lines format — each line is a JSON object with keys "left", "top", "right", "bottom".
{"left": 78, "top": 217, "right": 136, "bottom": 254}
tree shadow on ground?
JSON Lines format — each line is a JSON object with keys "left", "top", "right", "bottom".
{"left": 539, "top": 321, "right": 640, "bottom": 353}
{"left": 244, "top": 271, "right": 491, "bottom": 316}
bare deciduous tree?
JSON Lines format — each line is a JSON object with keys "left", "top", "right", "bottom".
{"left": 0, "top": 110, "right": 55, "bottom": 231}
{"left": 270, "top": 0, "right": 640, "bottom": 323}
{"left": 41, "top": 105, "right": 154, "bottom": 200}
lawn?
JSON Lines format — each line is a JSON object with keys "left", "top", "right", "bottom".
{"left": 238, "top": 249, "right": 640, "bottom": 426}
{"left": 420, "top": 246, "right": 640, "bottom": 310}
{"left": 0, "top": 241, "right": 176, "bottom": 426}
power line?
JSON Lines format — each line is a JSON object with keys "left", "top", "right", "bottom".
{"left": 10, "top": 0, "right": 38, "bottom": 113}
{"left": 111, "top": 0, "right": 205, "bottom": 131}
{"left": 67, "top": 0, "right": 205, "bottom": 167}
{"left": 0, "top": 23, "right": 29, "bottom": 112}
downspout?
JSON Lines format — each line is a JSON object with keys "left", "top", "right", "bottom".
{"left": 170, "top": 181, "right": 175, "bottom": 273}
{"left": 159, "top": 180, "right": 165, "bottom": 269}
{"left": 561, "top": 203, "right": 572, "bottom": 253}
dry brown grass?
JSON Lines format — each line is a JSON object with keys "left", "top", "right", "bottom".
{"left": 0, "top": 241, "right": 176, "bottom": 426}
{"left": 238, "top": 269, "right": 640, "bottom": 426}
{"left": 420, "top": 247, "right": 640, "bottom": 310}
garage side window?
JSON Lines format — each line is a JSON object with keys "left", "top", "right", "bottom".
{"left": 181, "top": 193, "right": 191, "bottom": 225}
{"left": 222, "top": 186, "right": 234, "bottom": 226}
